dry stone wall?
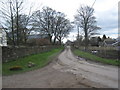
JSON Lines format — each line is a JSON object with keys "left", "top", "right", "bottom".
{"left": 2, "top": 46, "right": 59, "bottom": 63}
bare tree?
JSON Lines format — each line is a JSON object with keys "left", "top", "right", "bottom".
{"left": 53, "top": 12, "right": 64, "bottom": 44}
{"left": 40, "top": 7, "right": 55, "bottom": 43}
{"left": 0, "top": 0, "right": 33, "bottom": 46}
{"left": 56, "top": 16, "right": 72, "bottom": 44}
{"left": 74, "top": 6, "right": 101, "bottom": 50}
{"left": 31, "top": 10, "right": 41, "bottom": 31}
{"left": 0, "top": 0, "right": 16, "bottom": 45}
{"left": 31, "top": 6, "right": 72, "bottom": 45}
{"left": 17, "top": 14, "right": 32, "bottom": 44}
{"left": 31, "top": 7, "right": 56, "bottom": 44}
{"left": 0, "top": 0, "right": 24, "bottom": 46}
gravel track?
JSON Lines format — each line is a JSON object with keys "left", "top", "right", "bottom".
{"left": 2, "top": 46, "right": 119, "bottom": 88}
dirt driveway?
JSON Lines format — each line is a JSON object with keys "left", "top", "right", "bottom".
{"left": 2, "top": 46, "right": 119, "bottom": 88}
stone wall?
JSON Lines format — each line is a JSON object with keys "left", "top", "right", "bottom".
{"left": 2, "top": 46, "right": 59, "bottom": 63}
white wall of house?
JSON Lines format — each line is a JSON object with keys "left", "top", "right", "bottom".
{"left": 0, "top": 29, "right": 7, "bottom": 46}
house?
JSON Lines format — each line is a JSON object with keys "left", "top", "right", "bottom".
{"left": 112, "top": 41, "right": 120, "bottom": 46}
{"left": 103, "top": 38, "right": 116, "bottom": 46}
{"left": 0, "top": 25, "right": 7, "bottom": 46}
{"left": 65, "top": 40, "right": 74, "bottom": 46}
{"left": 111, "top": 37, "right": 120, "bottom": 50}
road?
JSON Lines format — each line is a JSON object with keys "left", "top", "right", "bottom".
{"left": 2, "top": 46, "right": 119, "bottom": 88}
{"left": 53, "top": 46, "right": 118, "bottom": 88}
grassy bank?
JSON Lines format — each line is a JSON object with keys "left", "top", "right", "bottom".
{"left": 73, "top": 49, "right": 120, "bottom": 66}
{"left": 3, "top": 47, "right": 63, "bottom": 75}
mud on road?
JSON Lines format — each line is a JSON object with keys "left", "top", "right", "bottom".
{"left": 2, "top": 46, "right": 119, "bottom": 88}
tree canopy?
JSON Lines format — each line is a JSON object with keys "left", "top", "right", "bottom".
{"left": 0, "top": 0, "right": 72, "bottom": 46}
{"left": 74, "top": 5, "right": 101, "bottom": 49}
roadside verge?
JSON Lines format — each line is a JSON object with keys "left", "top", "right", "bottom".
{"left": 2, "top": 47, "right": 63, "bottom": 76}
{"left": 72, "top": 48, "right": 120, "bottom": 66}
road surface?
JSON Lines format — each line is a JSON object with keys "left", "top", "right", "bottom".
{"left": 2, "top": 46, "right": 119, "bottom": 88}
{"left": 53, "top": 46, "right": 119, "bottom": 88}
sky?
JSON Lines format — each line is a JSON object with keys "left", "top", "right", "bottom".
{"left": 0, "top": 0, "right": 119, "bottom": 43}
{"left": 26, "top": 0, "right": 119, "bottom": 42}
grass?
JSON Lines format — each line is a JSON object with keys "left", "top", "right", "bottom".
{"left": 73, "top": 49, "right": 120, "bottom": 66}
{"left": 2, "top": 47, "right": 63, "bottom": 75}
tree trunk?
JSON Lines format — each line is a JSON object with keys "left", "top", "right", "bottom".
{"left": 84, "top": 27, "right": 88, "bottom": 51}
{"left": 48, "top": 34, "right": 52, "bottom": 44}
{"left": 16, "top": 0, "right": 19, "bottom": 46}
{"left": 10, "top": 1, "right": 15, "bottom": 46}
{"left": 85, "top": 36, "right": 88, "bottom": 51}
{"left": 53, "top": 37, "right": 57, "bottom": 45}
{"left": 59, "top": 38, "right": 62, "bottom": 45}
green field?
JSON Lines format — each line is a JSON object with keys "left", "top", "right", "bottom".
{"left": 73, "top": 49, "right": 120, "bottom": 66}
{"left": 3, "top": 48, "right": 63, "bottom": 75}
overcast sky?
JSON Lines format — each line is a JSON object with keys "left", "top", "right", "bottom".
{"left": 26, "top": 0, "right": 119, "bottom": 42}
{"left": 0, "top": 0, "right": 119, "bottom": 42}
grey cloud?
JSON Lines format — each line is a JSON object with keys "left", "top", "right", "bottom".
{"left": 96, "top": 9, "right": 118, "bottom": 32}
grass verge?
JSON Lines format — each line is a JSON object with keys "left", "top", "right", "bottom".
{"left": 73, "top": 49, "right": 120, "bottom": 66}
{"left": 3, "top": 47, "right": 63, "bottom": 76}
